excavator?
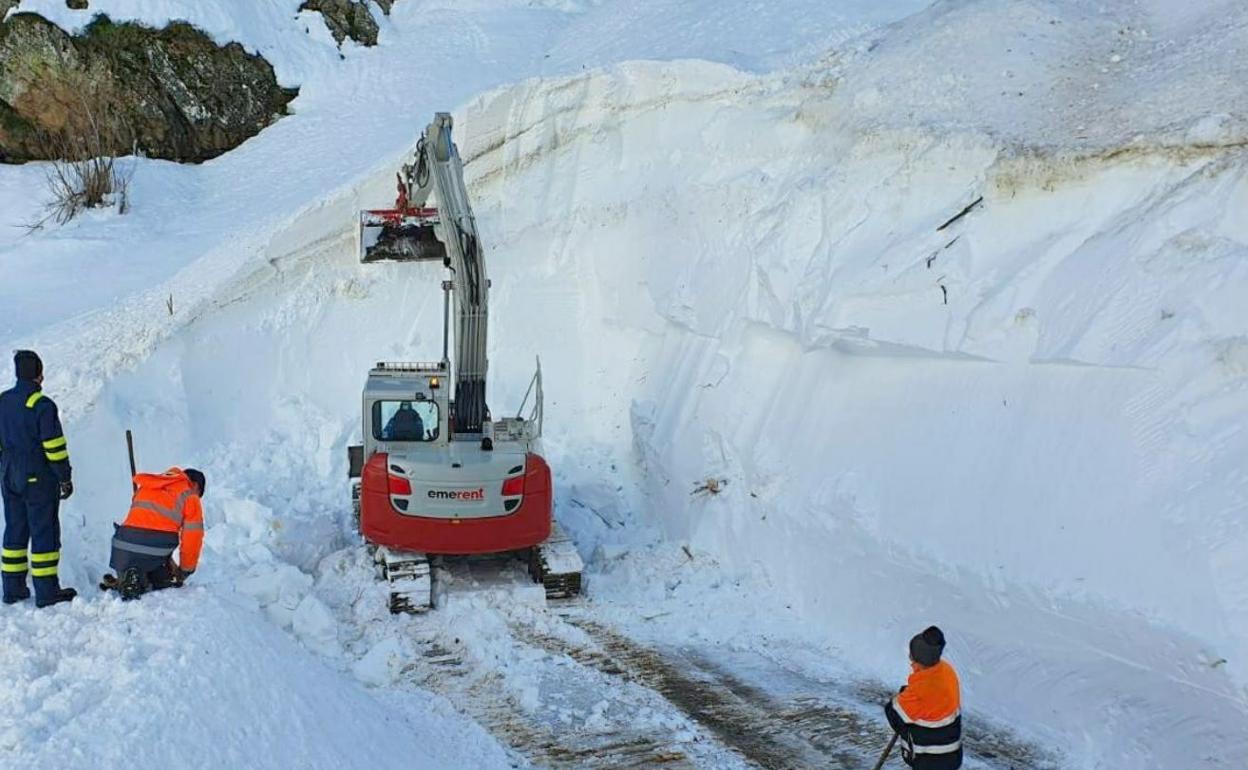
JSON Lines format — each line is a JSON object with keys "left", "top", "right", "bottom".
{"left": 347, "top": 113, "right": 582, "bottom": 612}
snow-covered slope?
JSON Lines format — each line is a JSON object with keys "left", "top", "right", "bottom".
{"left": 2, "top": 1, "right": 1246, "bottom": 769}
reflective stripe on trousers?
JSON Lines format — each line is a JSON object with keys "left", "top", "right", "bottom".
{"left": 1, "top": 546, "right": 27, "bottom": 573}
{"left": 30, "top": 550, "right": 59, "bottom": 577}
{"left": 911, "top": 739, "right": 962, "bottom": 755}
{"left": 111, "top": 538, "right": 176, "bottom": 558}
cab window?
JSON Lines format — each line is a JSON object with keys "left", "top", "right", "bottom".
{"left": 373, "top": 399, "right": 439, "bottom": 442}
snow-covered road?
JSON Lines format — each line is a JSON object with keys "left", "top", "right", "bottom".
{"left": 311, "top": 546, "right": 1055, "bottom": 770}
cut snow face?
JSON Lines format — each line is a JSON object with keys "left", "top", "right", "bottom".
{"left": 2, "top": 2, "right": 1247, "bottom": 769}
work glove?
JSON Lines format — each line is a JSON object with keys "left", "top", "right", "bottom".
{"left": 58, "top": 480, "right": 74, "bottom": 500}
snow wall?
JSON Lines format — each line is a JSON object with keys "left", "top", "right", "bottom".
{"left": 41, "top": 58, "right": 1248, "bottom": 763}
{"left": 448, "top": 64, "right": 1248, "bottom": 768}
{"left": 24, "top": 53, "right": 1247, "bottom": 770}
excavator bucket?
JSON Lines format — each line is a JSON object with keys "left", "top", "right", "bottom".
{"left": 358, "top": 208, "right": 447, "bottom": 263}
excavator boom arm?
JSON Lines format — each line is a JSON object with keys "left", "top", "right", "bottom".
{"left": 411, "top": 114, "right": 489, "bottom": 435}
{"left": 361, "top": 113, "right": 489, "bottom": 435}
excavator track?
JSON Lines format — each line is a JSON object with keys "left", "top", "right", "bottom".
{"left": 377, "top": 548, "right": 433, "bottom": 613}
{"left": 530, "top": 523, "right": 584, "bottom": 600}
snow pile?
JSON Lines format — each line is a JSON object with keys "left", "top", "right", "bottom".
{"left": 0, "top": 589, "right": 514, "bottom": 769}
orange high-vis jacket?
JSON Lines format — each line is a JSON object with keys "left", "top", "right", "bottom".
{"left": 886, "top": 659, "right": 963, "bottom": 766}
{"left": 123, "top": 467, "right": 204, "bottom": 572}
{"left": 895, "top": 659, "right": 960, "bottom": 722}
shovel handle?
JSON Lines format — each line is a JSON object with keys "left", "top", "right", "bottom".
{"left": 125, "top": 430, "right": 137, "bottom": 490}
{"left": 871, "top": 732, "right": 899, "bottom": 770}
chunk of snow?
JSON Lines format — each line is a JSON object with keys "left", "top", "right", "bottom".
{"left": 292, "top": 595, "right": 340, "bottom": 656}
{"left": 352, "top": 637, "right": 404, "bottom": 687}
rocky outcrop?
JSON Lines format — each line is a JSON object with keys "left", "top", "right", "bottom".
{"left": 0, "top": 13, "right": 297, "bottom": 163}
{"left": 300, "top": 0, "right": 392, "bottom": 47}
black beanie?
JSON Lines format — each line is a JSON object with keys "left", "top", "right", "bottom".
{"left": 185, "top": 468, "right": 207, "bottom": 497}
{"left": 14, "top": 350, "right": 42, "bottom": 381}
{"left": 909, "top": 625, "right": 946, "bottom": 667}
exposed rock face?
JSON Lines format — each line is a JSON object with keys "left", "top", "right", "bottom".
{"left": 0, "top": 14, "right": 297, "bottom": 163}
{"left": 300, "top": 0, "right": 382, "bottom": 47}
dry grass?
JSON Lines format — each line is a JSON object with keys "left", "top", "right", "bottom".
{"left": 26, "top": 77, "right": 136, "bottom": 229}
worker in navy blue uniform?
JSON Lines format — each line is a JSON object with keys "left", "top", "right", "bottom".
{"left": 0, "top": 351, "right": 77, "bottom": 607}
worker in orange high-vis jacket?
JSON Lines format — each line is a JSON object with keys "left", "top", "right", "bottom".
{"left": 107, "top": 467, "right": 205, "bottom": 601}
{"left": 884, "top": 625, "right": 963, "bottom": 769}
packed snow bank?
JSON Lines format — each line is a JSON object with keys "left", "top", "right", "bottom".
{"left": 0, "top": 588, "right": 515, "bottom": 769}
{"left": 456, "top": 63, "right": 1248, "bottom": 766}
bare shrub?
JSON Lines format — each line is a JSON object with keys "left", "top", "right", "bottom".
{"left": 27, "top": 76, "right": 137, "bottom": 228}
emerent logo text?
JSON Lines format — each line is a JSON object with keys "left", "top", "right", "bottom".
{"left": 427, "top": 488, "right": 485, "bottom": 501}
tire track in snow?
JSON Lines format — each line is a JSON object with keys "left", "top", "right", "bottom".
{"left": 398, "top": 609, "right": 744, "bottom": 770}
{"left": 527, "top": 614, "right": 1059, "bottom": 770}
{"left": 520, "top": 617, "right": 866, "bottom": 769}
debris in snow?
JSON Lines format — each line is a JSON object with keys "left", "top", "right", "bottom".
{"left": 935, "top": 195, "right": 984, "bottom": 231}
{"left": 573, "top": 497, "right": 619, "bottom": 529}
{"left": 691, "top": 478, "right": 728, "bottom": 497}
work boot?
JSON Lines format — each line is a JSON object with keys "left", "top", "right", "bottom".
{"left": 35, "top": 587, "right": 76, "bottom": 608}
{"left": 3, "top": 573, "right": 30, "bottom": 604}
{"left": 118, "top": 568, "right": 144, "bottom": 601}
{"left": 3, "top": 587, "right": 31, "bottom": 604}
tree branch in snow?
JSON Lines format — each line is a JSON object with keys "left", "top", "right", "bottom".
{"left": 936, "top": 195, "right": 983, "bottom": 231}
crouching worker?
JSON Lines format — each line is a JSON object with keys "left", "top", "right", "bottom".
{"left": 106, "top": 467, "right": 205, "bottom": 600}
{"left": 884, "top": 625, "right": 962, "bottom": 769}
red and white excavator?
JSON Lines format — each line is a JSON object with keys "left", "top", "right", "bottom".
{"left": 348, "top": 113, "right": 582, "bottom": 612}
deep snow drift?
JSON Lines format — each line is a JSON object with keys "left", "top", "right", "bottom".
{"left": 2, "top": 1, "right": 1247, "bottom": 769}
